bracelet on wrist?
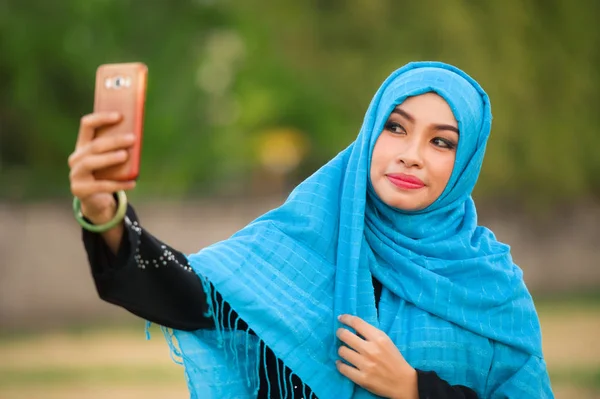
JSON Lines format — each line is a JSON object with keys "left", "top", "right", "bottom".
{"left": 73, "top": 190, "right": 128, "bottom": 233}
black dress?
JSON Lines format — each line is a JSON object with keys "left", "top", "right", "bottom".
{"left": 83, "top": 205, "right": 478, "bottom": 399}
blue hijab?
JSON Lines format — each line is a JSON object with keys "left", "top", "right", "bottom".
{"left": 160, "top": 61, "right": 554, "bottom": 398}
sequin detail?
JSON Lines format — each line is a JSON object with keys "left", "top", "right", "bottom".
{"left": 125, "top": 216, "right": 193, "bottom": 273}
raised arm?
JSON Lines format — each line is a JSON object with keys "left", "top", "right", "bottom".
{"left": 82, "top": 204, "right": 222, "bottom": 330}
{"left": 68, "top": 112, "right": 224, "bottom": 330}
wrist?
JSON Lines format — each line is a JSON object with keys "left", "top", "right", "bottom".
{"left": 81, "top": 198, "right": 117, "bottom": 225}
{"left": 392, "top": 368, "right": 418, "bottom": 399}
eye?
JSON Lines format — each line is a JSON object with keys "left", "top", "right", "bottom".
{"left": 432, "top": 137, "right": 457, "bottom": 150}
{"left": 385, "top": 121, "right": 406, "bottom": 135}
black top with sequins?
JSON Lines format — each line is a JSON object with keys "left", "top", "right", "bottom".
{"left": 82, "top": 204, "right": 478, "bottom": 399}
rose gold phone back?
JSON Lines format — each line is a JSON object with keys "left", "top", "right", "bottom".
{"left": 93, "top": 62, "right": 147, "bottom": 181}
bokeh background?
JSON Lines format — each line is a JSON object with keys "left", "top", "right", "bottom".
{"left": 1, "top": 1, "right": 599, "bottom": 398}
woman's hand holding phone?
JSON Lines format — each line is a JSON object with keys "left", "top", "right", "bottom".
{"left": 69, "top": 62, "right": 146, "bottom": 250}
{"left": 68, "top": 112, "right": 137, "bottom": 252}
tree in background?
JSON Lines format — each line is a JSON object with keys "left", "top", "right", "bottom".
{"left": 1, "top": 0, "right": 598, "bottom": 211}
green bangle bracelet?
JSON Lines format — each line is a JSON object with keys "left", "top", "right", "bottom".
{"left": 73, "top": 190, "right": 128, "bottom": 233}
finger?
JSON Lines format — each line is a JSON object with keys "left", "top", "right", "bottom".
{"left": 336, "top": 327, "right": 366, "bottom": 353}
{"left": 336, "top": 360, "right": 364, "bottom": 386}
{"left": 338, "top": 345, "right": 364, "bottom": 369}
{"left": 71, "top": 180, "right": 136, "bottom": 199}
{"left": 68, "top": 134, "right": 134, "bottom": 169}
{"left": 88, "top": 133, "right": 135, "bottom": 155}
{"left": 70, "top": 151, "right": 129, "bottom": 177}
{"left": 76, "top": 112, "right": 122, "bottom": 148}
{"left": 338, "top": 315, "right": 381, "bottom": 341}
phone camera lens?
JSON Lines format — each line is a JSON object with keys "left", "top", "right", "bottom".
{"left": 104, "top": 75, "right": 130, "bottom": 89}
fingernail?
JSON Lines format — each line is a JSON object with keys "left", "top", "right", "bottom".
{"left": 110, "top": 112, "right": 120, "bottom": 118}
{"left": 124, "top": 133, "right": 135, "bottom": 140}
{"left": 337, "top": 315, "right": 343, "bottom": 321}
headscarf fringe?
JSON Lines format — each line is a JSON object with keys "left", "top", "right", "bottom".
{"left": 164, "top": 272, "right": 304, "bottom": 397}
{"left": 160, "top": 326, "right": 185, "bottom": 366}
{"left": 145, "top": 260, "right": 316, "bottom": 399}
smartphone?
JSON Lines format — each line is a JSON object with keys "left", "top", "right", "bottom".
{"left": 93, "top": 62, "right": 147, "bottom": 181}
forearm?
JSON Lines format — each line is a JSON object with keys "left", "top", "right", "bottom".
{"left": 81, "top": 197, "right": 124, "bottom": 254}
{"left": 391, "top": 368, "right": 418, "bottom": 399}
{"left": 82, "top": 204, "right": 248, "bottom": 332}
{"left": 99, "top": 223, "right": 124, "bottom": 255}
{"left": 416, "top": 370, "right": 479, "bottom": 399}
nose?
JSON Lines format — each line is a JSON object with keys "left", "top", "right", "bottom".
{"left": 396, "top": 137, "right": 423, "bottom": 168}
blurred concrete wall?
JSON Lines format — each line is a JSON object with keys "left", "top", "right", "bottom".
{"left": 1, "top": 199, "right": 599, "bottom": 330}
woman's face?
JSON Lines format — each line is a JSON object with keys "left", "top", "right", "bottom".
{"left": 370, "top": 92, "right": 459, "bottom": 211}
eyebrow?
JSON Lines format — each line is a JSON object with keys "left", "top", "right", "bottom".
{"left": 391, "top": 108, "right": 460, "bottom": 135}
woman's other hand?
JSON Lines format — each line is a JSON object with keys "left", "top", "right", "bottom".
{"left": 336, "top": 314, "right": 418, "bottom": 399}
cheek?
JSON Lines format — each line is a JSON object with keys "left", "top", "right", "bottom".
{"left": 370, "top": 138, "right": 387, "bottom": 177}
{"left": 371, "top": 135, "right": 395, "bottom": 166}
{"left": 432, "top": 155, "right": 456, "bottom": 186}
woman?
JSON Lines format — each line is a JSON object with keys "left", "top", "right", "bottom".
{"left": 69, "top": 61, "right": 554, "bottom": 398}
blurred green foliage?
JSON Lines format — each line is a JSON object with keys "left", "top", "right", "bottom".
{"left": 1, "top": 0, "right": 599, "bottom": 206}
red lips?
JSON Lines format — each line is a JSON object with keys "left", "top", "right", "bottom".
{"left": 386, "top": 173, "right": 425, "bottom": 189}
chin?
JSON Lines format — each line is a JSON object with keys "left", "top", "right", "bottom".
{"left": 372, "top": 181, "right": 433, "bottom": 211}
{"left": 384, "top": 189, "right": 435, "bottom": 211}
{"left": 379, "top": 194, "right": 423, "bottom": 211}
{"left": 390, "top": 201, "right": 424, "bottom": 212}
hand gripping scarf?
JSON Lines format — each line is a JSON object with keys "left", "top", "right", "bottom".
{"left": 158, "top": 61, "right": 554, "bottom": 398}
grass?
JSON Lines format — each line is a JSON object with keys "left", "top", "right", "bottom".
{"left": 0, "top": 366, "right": 181, "bottom": 387}
{"left": 0, "top": 298, "right": 598, "bottom": 398}
{"left": 550, "top": 367, "right": 600, "bottom": 391}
